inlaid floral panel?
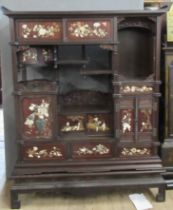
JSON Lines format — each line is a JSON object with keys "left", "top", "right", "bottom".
{"left": 17, "top": 21, "right": 62, "bottom": 41}
{"left": 22, "top": 144, "right": 65, "bottom": 160}
{"left": 120, "top": 147, "right": 151, "bottom": 157}
{"left": 21, "top": 97, "right": 53, "bottom": 139}
{"left": 120, "top": 85, "right": 153, "bottom": 94}
{"left": 72, "top": 143, "right": 112, "bottom": 159}
{"left": 66, "top": 19, "right": 113, "bottom": 41}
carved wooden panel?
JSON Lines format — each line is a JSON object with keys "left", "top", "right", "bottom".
{"left": 20, "top": 96, "right": 53, "bottom": 139}
{"left": 22, "top": 144, "right": 65, "bottom": 160}
{"left": 17, "top": 20, "right": 62, "bottom": 42}
{"left": 72, "top": 142, "right": 112, "bottom": 159}
{"left": 66, "top": 19, "right": 113, "bottom": 42}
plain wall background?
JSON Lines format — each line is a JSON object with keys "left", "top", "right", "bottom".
{"left": 0, "top": 0, "right": 143, "bottom": 178}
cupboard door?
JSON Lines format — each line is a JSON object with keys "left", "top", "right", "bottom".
{"left": 116, "top": 98, "right": 135, "bottom": 142}
{"left": 138, "top": 96, "right": 156, "bottom": 141}
{"left": 18, "top": 95, "right": 55, "bottom": 140}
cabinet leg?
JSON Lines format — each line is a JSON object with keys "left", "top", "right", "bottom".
{"left": 156, "top": 186, "right": 166, "bottom": 202}
{"left": 11, "top": 190, "right": 21, "bottom": 209}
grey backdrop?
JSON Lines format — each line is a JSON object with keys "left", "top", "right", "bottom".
{"left": 0, "top": 0, "right": 143, "bottom": 178}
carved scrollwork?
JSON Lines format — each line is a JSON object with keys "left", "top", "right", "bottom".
{"left": 118, "top": 19, "right": 154, "bottom": 31}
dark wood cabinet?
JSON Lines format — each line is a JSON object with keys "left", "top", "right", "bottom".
{"left": 161, "top": 43, "right": 173, "bottom": 187}
{"left": 2, "top": 6, "right": 169, "bottom": 209}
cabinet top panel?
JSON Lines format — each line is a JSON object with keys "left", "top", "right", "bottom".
{"left": 1, "top": 6, "right": 170, "bottom": 18}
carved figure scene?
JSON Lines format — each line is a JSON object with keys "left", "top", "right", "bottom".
{"left": 121, "top": 109, "right": 132, "bottom": 133}
{"left": 140, "top": 109, "right": 152, "bottom": 132}
{"left": 61, "top": 116, "right": 85, "bottom": 132}
{"left": 86, "top": 114, "right": 110, "bottom": 133}
{"left": 24, "top": 99, "right": 52, "bottom": 138}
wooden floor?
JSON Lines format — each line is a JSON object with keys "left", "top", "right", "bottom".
{"left": 1, "top": 108, "right": 173, "bottom": 209}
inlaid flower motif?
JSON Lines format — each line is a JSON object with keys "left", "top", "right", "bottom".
{"left": 68, "top": 21, "right": 108, "bottom": 38}
{"left": 120, "top": 85, "right": 153, "bottom": 94}
{"left": 21, "top": 22, "right": 60, "bottom": 39}
{"left": 121, "top": 147, "right": 151, "bottom": 156}
{"left": 26, "top": 146, "right": 62, "bottom": 159}
{"left": 76, "top": 144, "right": 110, "bottom": 156}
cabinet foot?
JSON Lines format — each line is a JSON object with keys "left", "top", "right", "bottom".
{"left": 156, "top": 186, "right": 166, "bottom": 202}
{"left": 11, "top": 190, "right": 21, "bottom": 209}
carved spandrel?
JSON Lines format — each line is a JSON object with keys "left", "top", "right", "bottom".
{"left": 118, "top": 18, "right": 154, "bottom": 31}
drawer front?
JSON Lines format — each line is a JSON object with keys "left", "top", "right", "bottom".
{"left": 72, "top": 142, "right": 113, "bottom": 159}
{"left": 119, "top": 146, "right": 152, "bottom": 158}
{"left": 21, "top": 143, "right": 65, "bottom": 161}
{"left": 66, "top": 19, "right": 113, "bottom": 42}
{"left": 16, "top": 20, "right": 62, "bottom": 42}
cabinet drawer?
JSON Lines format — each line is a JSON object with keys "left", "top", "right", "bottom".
{"left": 21, "top": 143, "right": 65, "bottom": 161}
{"left": 72, "top": 142, "right": 113, "bottom": 159}
{"left": 118, "top": 146, "right": 152, "bottom": 158}
{"left": 65, "top": 18, "right": 114, "bottom": 42}
{"left": 16, "top": 20, "right": 62, "bottom": 43}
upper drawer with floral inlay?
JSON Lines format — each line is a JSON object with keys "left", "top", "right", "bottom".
{"left": 65, "top": 19, "right": 114, "bottom": 42}
{"left": 16, "top": 20, "right": 62, "bottom": 43}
